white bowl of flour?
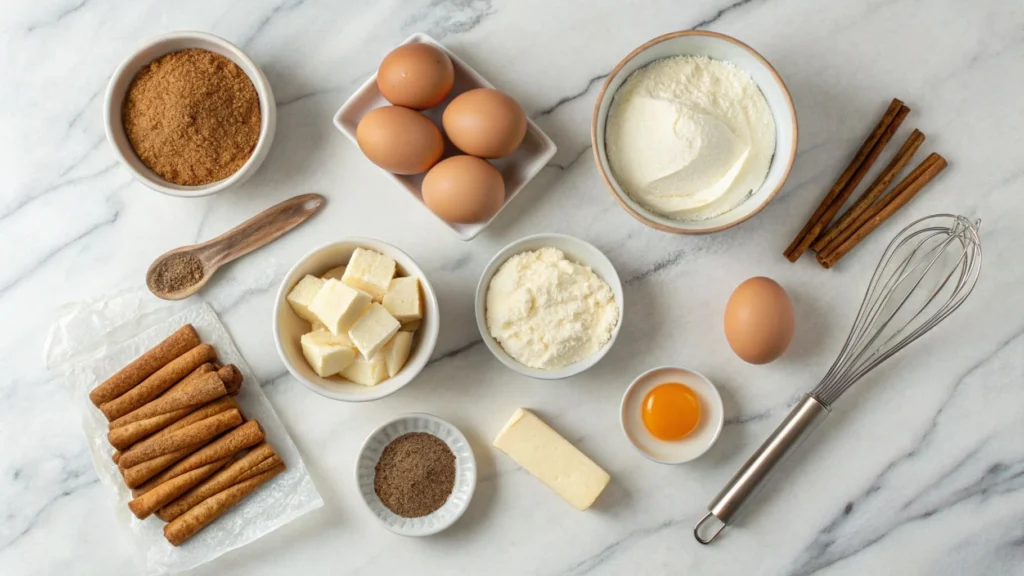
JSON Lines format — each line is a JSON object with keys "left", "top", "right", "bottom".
{"left": 475, "top": 234, "right": 623, "bottom": 380}
{"left": 592, "top": 31, "right": 797, "bottom": 233}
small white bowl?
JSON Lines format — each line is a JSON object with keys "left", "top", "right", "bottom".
{"left": 334, "top": 33, "right": 557, "bottom": 241}
{"left": 592, "top": 30, "right": 797, "bottom": 234}
{"left": 273, "top": 239, "right": 439, "bottom": 402}
{"left": 475, "top": 233, "right": 624, "bottom": 380}
{"left": 104, "top": 31, "right": 277, "bottom": 197}
{"left": 355, "top": 413, "right": 476, "bottom": 536}
{"left": 620, "top": 366, "right": 724, "bottom": 464}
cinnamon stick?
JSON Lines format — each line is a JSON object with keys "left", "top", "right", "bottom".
{"left": 133, "top": 420, "right": 264, "bottom": 496}
{"left": 811, "top": 129, "right": 925, "bottom": 252}
{"left": 128, "top": 458, "right": 229, "bottom": 519}
{"left": 108, "top": 371, "right": 227, "bottom": 429}
{"left": 817, "top": 153, "right": 947, "bottom": 268}
{"left": 157, "top": 442, "right": 277, "bottom": 521}
{"left": 100, "top": 344, "right": 217, "bottom": 421}
{"left": 108, "top": 406, "right": 195, "bottom": 450}
{"left": 234, "top": 454, "right": 283, "bottom": 483}
{"left": 217, "top": 364, "right": 243, "bottom": 395}
{"left": 89, "top": 325, "right": 199, "bottom": 406}
{"left": 122, "top": 444, "right": 205, "bottom": 488}
{"left": 164, "top": 463, "right": 284, "bottom": 545}
{"left": 785, "top": 99, "right": 906, "bottom": 261}
{"left": 117, "top": 409, "right": 243, "bottom": 469}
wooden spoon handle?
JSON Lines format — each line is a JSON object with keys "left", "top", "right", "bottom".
{"left": 199, "top": 194, "right": 325, "bottom": 268}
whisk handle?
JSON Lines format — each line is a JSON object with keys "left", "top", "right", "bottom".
{"left": 694, "top": 394, "right": 830, "bottom": 544}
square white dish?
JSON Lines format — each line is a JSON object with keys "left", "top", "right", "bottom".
{"left": 334, "top": 33, "right": 557, "bottom": 241}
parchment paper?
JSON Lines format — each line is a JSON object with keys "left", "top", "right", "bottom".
{"left": 45, "top": 289, "right": 323, "bottom": 574}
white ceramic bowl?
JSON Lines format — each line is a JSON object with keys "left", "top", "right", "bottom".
{"left": 335, "top": 33, "right": 557, "bottom": 241}
{"left": 620, "top": 366, "right": 724, "bottom": 464}
{"left": 592, "top": 30, "right": 798, "bottom": 234}
{"left": 104, "top": 31, "right": 277, "bottom": 197}
{"left": 475, "top": 233, "right": 624, "bottom": 380}
{"left": 355, "top": 413, "right": 476, "bottom": 536}
{"left": 273, "top": 239, "right": 439, "bottom": 402}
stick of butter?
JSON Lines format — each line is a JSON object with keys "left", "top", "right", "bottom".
{"left": 492, "top": 408, "right": 610, "bottom": 510}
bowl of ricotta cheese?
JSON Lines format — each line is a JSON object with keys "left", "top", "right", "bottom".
{"left": 475, "top": 234, "right": 623, "bottom": 380}
{"left": 592, "top": 30, "right": 797, "bottom": 233}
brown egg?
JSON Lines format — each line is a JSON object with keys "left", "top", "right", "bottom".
{"left": 356, "top": 106, "right": 444, "bottom": 175}
{"left": 724, "top": 277, "right": 795, "bottom": 364}
{"left": 377, "top": 43, "right": 454, "bottom": 110}
{"left": 442, "top": 88, "right": 527, "bottom": 158}
{"left": 421, "top": 155, "right": 505, "bottom": 223}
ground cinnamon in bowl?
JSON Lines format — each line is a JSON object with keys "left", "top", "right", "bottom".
{"left": 374, "top": 432, "right": 455, "bottom": 517}
{"left": 150, "top": 253, "right": 205, "bottom": 294}
{"left": 122, "top": 48, "right": 261, "bottom": 186}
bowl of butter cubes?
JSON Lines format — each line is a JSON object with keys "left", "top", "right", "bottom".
{"left": 273, "top": 239, "right": 440, "bottom": 402}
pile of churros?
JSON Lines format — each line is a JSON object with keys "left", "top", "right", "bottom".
{"left": 89, "top": 324, "right": 285, "bottom": 546}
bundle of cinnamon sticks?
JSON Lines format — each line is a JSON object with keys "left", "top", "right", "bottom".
{"left": 784, "top": 98, "right": 947, "bottom": 267}
{"left": 90, "top": 324, "right": 285, "bottom": 546}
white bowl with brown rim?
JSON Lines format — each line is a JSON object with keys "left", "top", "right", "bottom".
{"left": 104, "top": 31, "right": 277, "bottom": 197}
{"left": 591, "top": 30, "right": 797, "bottom": 234}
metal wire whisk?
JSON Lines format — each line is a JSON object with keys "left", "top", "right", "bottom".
{"left": 694, "top": 214, "right": 982, "bottom": 544}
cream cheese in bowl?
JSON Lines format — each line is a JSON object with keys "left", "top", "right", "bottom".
{"left": 605, "top": 55, "right": 777, "bottom": 221}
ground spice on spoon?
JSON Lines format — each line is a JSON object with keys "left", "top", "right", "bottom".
{"left": 374, "top": 432, "right": 456, "bottom": 517}
{"left": 150, "top": 253, "right": 205, "bottom": 294}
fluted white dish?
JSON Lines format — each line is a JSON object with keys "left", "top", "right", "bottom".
{"left": 355, "top": 413, "right": 477, "bottom": 536}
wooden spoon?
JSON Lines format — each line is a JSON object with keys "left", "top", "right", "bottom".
{"left": 146, "top": 193, "right": 325, "bottom": 300}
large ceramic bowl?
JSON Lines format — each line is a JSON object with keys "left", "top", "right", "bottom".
{"left": 592, "top": 30, "right": 797, "bottom": 233}
{"left": 104, "top": 31, "right": 277, "bottom": 197}
{"left": 273, "top": 239, "right": 440, "bottom": 402}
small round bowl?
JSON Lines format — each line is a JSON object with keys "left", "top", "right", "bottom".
{"left": 104, "top": 31, "right": 277, "bottom": 197}
{"left": 475, "top": 233, "right": 624, "bottom": 380}
{"left": 592, "top": 30, "right": 797, "bottom": 234}
{"left": 620, "top": 366, "right": 724, "bottom": 464}
{"left": 355, "top": 413, "right": 477, "bottom": 536}
{"left": 273, "top": 239, "right": 440, "bottom": 402}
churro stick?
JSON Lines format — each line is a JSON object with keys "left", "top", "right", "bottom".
{"left": 118, "top": 409, "right": 242, "bottom": 469}
{"left": 157, "top": 442, "right": 277, "bottom": 521}
{"left": 108, "top": 406, "right": 195, "bottom": 450}
{"left": 133, "top": 421, "right": 264, "bottom": 496}
{"left": 128, "top": 458, "right": 229, "bottom": 519}
{"left": 89, "top": 325, "right": 199, "bottom": 406}
{"left": 100, "top": 345, "right": 217, "bottom": 421}
{"left": 123, "top": 444, "right": 204, "bottom": 488}
{"left": 217, "top": 365, "right": 243, "bottom": 395}
{"left": 109, "top": 372, "right": 227, "bottom": 429}
{"left": 164, "top": 463, "right": 284, "bottom": 545}
{"left": 234, "top": 454, "right": 283, "bottom": 483}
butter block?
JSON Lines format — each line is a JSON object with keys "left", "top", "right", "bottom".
{"left": 341, "top": 353, "right": 388, "bottom": 386}
{"left": 286, "top": 275, "right": 324, "bottom": 323}
{"left": 492, "top": 408, "right": 610, "bottom": 511}
{"left": 308, "top": 279, "right": 372, "bottom": 336}
{"left": 342, "top": 248, "right": 396, "bottom": 301}
{"left": 384, "top": 331, "right": 413, "bottom": 377}
{"left": 300, "top": 331, "right": 356, "bottom": 377}
{"left": 322, "top": 265, "right": 346, "bottom": 280}
{"left": 348, "top": 303, "right": 400, "bottom": 360}
{"left": 382, "top": 276, "right": 422, "bottom": 323}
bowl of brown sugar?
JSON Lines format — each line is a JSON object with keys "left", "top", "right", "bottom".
{"left": 104, "top": 31, "right": 276, "bottom": 197}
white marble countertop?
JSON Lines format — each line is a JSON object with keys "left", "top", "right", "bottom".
{"left": 3, "top": 1, "right": 1023, "bottom": 574}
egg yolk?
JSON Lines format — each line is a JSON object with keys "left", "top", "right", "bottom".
{"left": 642, "top": 383, "right": 701, "bottom": 441}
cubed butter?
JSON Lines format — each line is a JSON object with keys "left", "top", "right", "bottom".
{"left": 401, "top": 320, "right": 421, "bottom": 333}
{"left": 300, "top": 331, "right": 356, "bottom": 377}
{"left": 342, "top": 248, "right": 395, "bottom": 301}
{"left": 341, "top": 353, "right": 388, "bottom": 386}
{"left": 382, "top": 276, "right": 422, "bottom": 323}
{"left": 308, "top": 279, "right": 372, "bottom": 336}
{"left": 322, "top": 265, "right": 346, "bottom": 280}
{"left": 348, "top": 303, "right": 400, "bottom": 360}
{"left": 492, "top": 408, "right": 610, "bottom": 511}
{"left": 383, "top": 331, "right": 413, "bottom": 377}
{"left": 286, "top": 275, "right": 324, "bottom": 323}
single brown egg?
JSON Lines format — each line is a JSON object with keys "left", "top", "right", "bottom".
{"left": 442, "top": 88, "right": 527, "bottom": 158}
{"left": 356, "top": 106, "right": 444, "bottom": 175}
{"left": 421, "top": 155, "right": 505, "bottom": 223}
{"left": 724, "top": 277, "right": 795, "bottom": 364}
{"left": 377, "top": 43, "right": 454, "bottom": 110}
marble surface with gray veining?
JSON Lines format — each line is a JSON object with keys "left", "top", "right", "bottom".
{"left": 2, "top": 1, "right": 1023, "bottom": 574}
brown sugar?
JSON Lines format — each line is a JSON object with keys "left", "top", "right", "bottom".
{"left": 123, "top": 48, "right": 261, "bottom": 186}
{"left": 374, "top": 432, "right": 456, "bottom": 517}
